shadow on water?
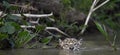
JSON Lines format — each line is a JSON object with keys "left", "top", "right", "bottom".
{"left": 0, "top": 34, "right": 120, "bottom": 55}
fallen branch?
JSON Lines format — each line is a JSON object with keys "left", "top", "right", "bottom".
{"left": 21, "top": 25, "right": 35, "bottom": 28}
{"left": 45, "top": 27, "right": 71, "bottom": 37}
{"left": 13, "top": 13, "right": 53, "bottom": 18}
{"left": 20, "top": 25, "right": 70, "bottom": 37}
{"left": 0, "top": 11, "right": 53, "bottom": 18}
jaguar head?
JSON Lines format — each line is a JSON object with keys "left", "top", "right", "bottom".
{"left": 59, "top": 38, "right": 82, "bottom": 51}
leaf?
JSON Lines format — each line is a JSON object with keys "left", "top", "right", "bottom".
{"left": 11, "top": 22, "right": 21, "bottom": 30}
{"left": 3, "top": 1, "right": 11, "bottom": 8}
{"left": 0, "top": 22, "right": 15, "bottom": 34}
{"left": 105, "top": 19, "right": 120, "bottom": 30}
{"left": 3, "top": 1, "right": 19, "bottom": 10}
{"left": 0, "top": 33, "right": 8, "bottom": 40}
{"left": 61, "top": 0, "right": 71, "bottom": 8}
{"left": 71, "top": 0, "right": 92, "bottom": 11}
{"left": 41, "top": 36, "right": 53, "bottom": 44}
{"left": 6, "top": 14, "right": 21, "bottom": 21}
{"left": 10, "top": 6, "right": 19, "bottom": 10}
{"left": 94, "top": 21, "right": 108, "bottom": 37}
{"left": 15, "top": 31, "right": 36, "bottom": 48}
{"left": 61, "top": 0, "right": 71, "bottom": 5}
{"left": 35, "top": 25, "right": 46, "bottom": 32}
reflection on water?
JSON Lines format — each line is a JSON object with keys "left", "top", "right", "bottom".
{"left": 59, "top": 49, "right": 82, "bottom": 55}
{"left": 0, "top": 48, "right": 120, "bottom": 55}
{"left": 0, "top": 34, "right": 120, "bottom": 55}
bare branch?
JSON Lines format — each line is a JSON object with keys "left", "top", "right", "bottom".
{"left": 93, "top": 0, "right": 109, "bottom": 11}
{"left": 12, "top": 12, "right": 53, "bottom": 18}
{"left": 21, "top": 25, "right": 35, "bottom": 28}
{"left": 45, "top": 27, "right": 71, "bottom": 37}
{"left": 80, "top": 0, "right": 97, "bottom": 34}
{"left": 20, "top": 25, "right": 71, "bottom": 37}
{"left": 0, "top": 11, "right": 53, "bottom": 18}
{"left": 80, "top": 0, "right": 109, "bottom": 34}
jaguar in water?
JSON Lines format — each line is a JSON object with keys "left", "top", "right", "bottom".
{"left": 59, "top": 38, "right": 82, "bottom": 51}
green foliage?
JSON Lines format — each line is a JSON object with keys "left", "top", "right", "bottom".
{"left": 0, "top": 17, "right": 36, "bottom": 48}
{"left": 3, "top": 1, "right": 19, "bottom": 11}
{"left": 61, "top": 0, "right": 71, "bottom": 9}
{"left": 71, "top": 0, "right": 93, "bottom": 11}
{"left": 56, "top": 17, "right": 81, "bottom": 36}
{"left": 0, "top": 22, "right": 15, "bottom": 34}
{"left": 15, "top": 30, "right": 36, "bottom": 48}
{"left": 0, "top": 0, "right": 120, "bottom": 50}
{"left": 99, "top": 0, "right": 120, "bottom": 10}
{"left": 0, "top": 33, "right": 8, "bottom": 40}
{"left": 94, "top": 0, "right": 120, "bottom": 37}
{"left": 94, "top": 21, "right": 109, "bottom": 40}
{"left": 41, "top": 36, "right": 53, "bottom": 44}
{"left": 94, "top": 21, "right": 117, "bottom": 50}
{"left": 3, "top": 1, "right": 11, "bottom": 9}
{"left": 0, "top": 1, "right": 37, "bottom": 49}
{"left": 35, "top": 25, "right": 46, "bottom": 32}
{"left": 11, "top": 22, "right": 21, "bottom": 31}
{"left": 61, "top": 0, "right": 93, "bottom": 12}
{"left": 93, "top": 0, "right": 120, "bottom": 50}
{"left": 6, "top": 14, "right": 21, "bottom": 21}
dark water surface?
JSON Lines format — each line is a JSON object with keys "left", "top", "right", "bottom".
{"left": 0, "top": 34, "right": 120, "bottom": 55}
{"left": 0, "top": 48, "right": 120, "bottom": 55}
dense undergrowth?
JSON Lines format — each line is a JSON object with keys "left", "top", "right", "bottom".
{"left": 0, "top": 0, "right": 120, "bottom": 50}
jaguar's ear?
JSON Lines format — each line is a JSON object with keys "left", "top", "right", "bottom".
{"left": 78, "top": 38, "right": 82, "bottom": 44}
{"left": 59, "top": 39, "right": 62, "bottom": 43}
{"left": 59, "top": 39, "right": 63, "bottom": 45}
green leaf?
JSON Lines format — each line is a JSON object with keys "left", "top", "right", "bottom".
{"left": 6, "top": 14, "right": 21, "bottom": 21}
{"left": 0, "top": 33, "right": 8, "bottom": 40}
{"left": 94, "top": 21, "right": 108, "bottom": 37}
{"left": 10, "top": 6, "right": 19, "bottom": 10}
{"left": 61, "top": 0, "right": 71, "bottom": 8}
{"left": 15, "top": 31, "right": 36, "bottom": 48}
{"left": 35, "top": 25, "right": 46, "bottom": 32}
{"left": 105, "top": 19, "right": 120, "bottom": 30}
{"left": 70, "top": 0, "right": 92, "bottom": 11}
{"left": 11, "top": 22, "right": 21, "bottom": 30}
{"left": 41, "top": 36, "right": 53, "bottom": 44}
{"left": 3, "top": 1, "right": 11, "bottom": 8}
{"left": 0, "top": 22, "right": 15, "bottom": 34}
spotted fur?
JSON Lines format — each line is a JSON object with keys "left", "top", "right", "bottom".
{"left": 59, "top": 38, "right": 82, "bottom": 51}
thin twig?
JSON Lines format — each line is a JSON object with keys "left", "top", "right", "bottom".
{"left": 94, "top": 0, "right": 100, "bottom": 6}
{"left": 93, "top": 0, "right": 109, "bottom": 11}
{"left": 45, "top": 30, "right": 57, "bottom": 37}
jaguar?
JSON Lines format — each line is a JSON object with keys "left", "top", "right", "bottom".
{"left": 59, "top": 38, "right": 82, "bottom": 51}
